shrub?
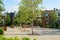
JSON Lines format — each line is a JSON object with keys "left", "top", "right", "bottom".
{"left": 46, "top": 25, "right": 50, "bottom": 28}
{"left": 22, "top": 37, "right": 30, "bottom": 40}
{"left": 0, "top": 35, "right": 36, "bottom": 40}
{"left": 15, "top": 36, "right": 20, "bottom": 40}
{"left": 0, "top": 36, "right": 20, "bottom": 40}
{"left": 33, "top": 38, "right": 37, "bottom": 40}
{"left": 58, "top": 26, "right": 60, "bottom": 29}
{"left": 0, "top": 29, "right": 4, "bottom": 35}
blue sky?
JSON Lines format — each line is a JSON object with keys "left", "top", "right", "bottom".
{"left": 42, "top": 0, "right": 60, "bottom": 10}
{"left": 3, "top": 0, "right": 60, "bottom": 12}
{"left": 3, "top": 0, "right": 20, "bottom": 12}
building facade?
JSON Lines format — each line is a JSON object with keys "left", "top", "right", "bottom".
{"left": 41, "top": 8, "right": 60, "bottom": 27}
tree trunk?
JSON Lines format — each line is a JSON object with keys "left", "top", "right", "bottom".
{"left": 11, "top": 18, "right": 14, "bottom": 28}
{"left": 4, "top": 25, "right": 7, "bottom": 31}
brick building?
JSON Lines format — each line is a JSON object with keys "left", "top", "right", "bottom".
{"left": 41, "top": 8, "right": 60, "bottom": 27}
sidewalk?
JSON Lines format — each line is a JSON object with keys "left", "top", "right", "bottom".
{"left": 4, "top": 27, "right": 60, "bottom": 35}
{"left": 4, "top": 27, "right": 60, "bottom": 40}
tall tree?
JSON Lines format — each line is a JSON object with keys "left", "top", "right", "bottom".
{"left": 17, "top": 0, "right": 43, "bottom": 34}
{"left": 17, "top": 0, "right": 43, "bottom": 24}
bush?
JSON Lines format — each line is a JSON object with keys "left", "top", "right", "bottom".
{"left": 46, "top": 25, "right": 50, "bottom": 28}
{"left": 0, "top": 35, "right": 38, "bottom": 40}
{"left": 58, "top": 26, "right": 60, "bottom": 29}
{"left": 0, "top": 36, "right": 20, "bottom": 40}
{"left": 49, "top": 23, "right": 56, "bottom": 28}
{"left": 22, "top": 37, "right": 30, "bottom": 40}
{"left": 33, "top": 38, "right": 37, "bottom": 40}
{"left": 0, "top": 29, "right": 4, "bottom": 35}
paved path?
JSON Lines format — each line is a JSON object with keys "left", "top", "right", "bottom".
{"left": 3, "top": 27, "right": 60, "bottom": 40}
{"left": 4, "top": 27, "right": 60, "bottom": 35}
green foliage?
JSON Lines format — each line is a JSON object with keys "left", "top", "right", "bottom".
{"left": 17, "top": 0, "right": 43, "bottom": 25}
{"left": 46, "top": 25, "right": 50, "bottom": 28}
{"left": 0, "top": 35, "right": 38, "bottom": 40}
{"left": 22, "top": 37, "right": 30, "bottom": 40}
{"left": 49, "top": 23, "right": 56, "bottom": 28}
{"left": 50, "top": 11, "right": 58, "bottom": 23}
{"left": 0, "top": 14, "right": 2, "bottom": 23}
{"left": 0, "top": 36, "right": 20, "bottom": 40}
{"left": 5, "top": 13, "right": 11, "bottom": 26}
{"left": 33, "top": 38, "right": 37, "bottom": 40}
{"left": 15, "top": 36, "right": 20, "bottom": 40}
{"left": 14, "top": 20, "right": 20, "bottom": 26}
{"left": 58, "top": 26, "right": 60, "bottom": 28}
{"left": 0, "top": 29, "right": 4, "bottom": 35}
{"left": 49, "top": 11, "right": 58, "bottom": 28}
{"left": 0, "top": 0, "right": 5, "bottom": 12}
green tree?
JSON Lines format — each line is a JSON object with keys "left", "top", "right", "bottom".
{"left": 0, "top": 0, "right": 5, "bottom": 24}
{"left": 50, "top": 11, "right": 58, "bottom": 28}
{"left": 17, "top": 0, "right": 43, "bottom": 25}
{"left": 0, "top": 14, "right": 2, "bottom": 23}
{"left": 5, "top": 12, "right": 11, "bottom": 26}
{"left": 0, "top": 0, "right": 5, "bottom": 13}
{"left": 17, "top": 0, "right": 43, "bottom": 34}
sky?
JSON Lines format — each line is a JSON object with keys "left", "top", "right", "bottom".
{"left": 3, "top": 0, "right": 60, "bottom": 12}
